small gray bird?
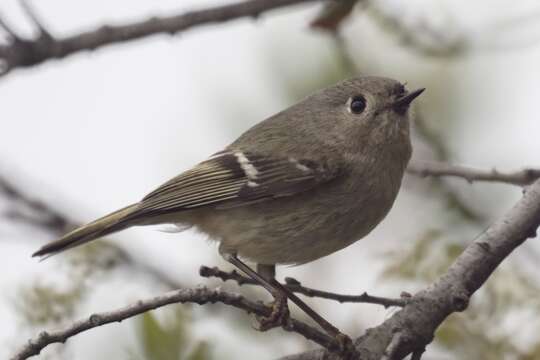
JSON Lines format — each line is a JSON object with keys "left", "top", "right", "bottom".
{"left": 33, "top": 76, "right": 423, "bottom": 342}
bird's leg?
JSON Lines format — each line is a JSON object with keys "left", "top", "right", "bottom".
{"left": 221, "top": 253, "right": 288, "bottom": 330}
{"left": 256, "top": 263, "right": 276, "bottom": 280}
{"left": 256, "top": 264, "right": 289, "bottom": 329}
{"left": 266, "top": 272, "right": 354, "bottom": 354}
{"left": 221, "top": 253, "right": 354, "bottom": 354}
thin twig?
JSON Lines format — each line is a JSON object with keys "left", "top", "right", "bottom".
{"left": 199, "top": 265, "right": 407, "bottom": 307}
{"left": 0, "top": 0, "right": 322, "bottom": 77}
{"left": 285, "top": 279, "right": 408, "bottom": 308}
{"left": 200, "top": 265, "right": 256, "bottom": 285}
{"left": 407, "top": 161, "right": 540, "bottom": 186}
{"left": 19, "top": 0, "right": 52, "bottom": 38}
{"left": 9, "top": 286, "right": 337, "bottom": 360}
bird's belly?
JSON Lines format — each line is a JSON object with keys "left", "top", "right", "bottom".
{"left": 189, "top": 187, "right": 391, "bottom": 265}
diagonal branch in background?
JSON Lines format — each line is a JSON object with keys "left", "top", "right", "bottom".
{"left": 0, "top": 173, "right": 183, "bottom": 290}
{"left": 10, "top": 286, "right": 338, "bottom": 360}
{"left": 0, "top": 174, "right": 73, "bottom": 233}
{"left": 200, "top": 265, "right": 408, "bottom": 307}
{"left": 281, "top": 179, "right": 540, "bottom": 359}
{"left": 309, "top": 0, "right": 359, "bottom": 32}
{"left": 407, "top": 161, "right": 540, "bottom": 187}
{"left": 0, "top": 0, "right": 323, "bottom": 77}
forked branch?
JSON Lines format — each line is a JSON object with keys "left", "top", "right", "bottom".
{"left": 200, "top": 265, "right": 408, "bottom": 307}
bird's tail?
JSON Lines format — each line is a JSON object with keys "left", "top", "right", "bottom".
{"left": 32, "top": 203, "right": 140, "bottom": 258}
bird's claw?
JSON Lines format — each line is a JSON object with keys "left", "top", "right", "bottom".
{"left": 255, "top": 294, "right": 289, "bottom": 331}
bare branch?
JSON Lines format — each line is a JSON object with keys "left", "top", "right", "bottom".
{"left": 282, "top": 178, "right": 540, "bottom": 359}
{"left": 10, "top": 286, "right": 337, "bottom": 360}
{"left": 200, "top": 265, "right": 257, "bottom": 285}
{"left": 407, "top": 161, "right": 540, "bottom": 186}
{"left": 6, "top": 161, "right": 540, "bottom": 359}
{"left": 200, "top": 265, "right": 407, "bottom": 307}
{"left": 285, "top": 279, "right": 408, "bottom": 308}
{"left": 0, "top": 0, "right": 322, "bottom": 77}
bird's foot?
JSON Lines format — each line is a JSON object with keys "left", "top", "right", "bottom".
{"left": 255, "top": 293, "right": 290, "bottom": 331}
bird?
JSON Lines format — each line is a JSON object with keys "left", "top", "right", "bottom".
{"left": 33, "top": 76, "right": 423, "bottom": 345}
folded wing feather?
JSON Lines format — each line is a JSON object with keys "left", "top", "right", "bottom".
{"left": 132, "top": 151, "right": 342, "bottom": 218}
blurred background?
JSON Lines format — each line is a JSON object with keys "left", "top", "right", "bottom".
{"left": 1, "top": 0, "right": 540, "bottom": 359}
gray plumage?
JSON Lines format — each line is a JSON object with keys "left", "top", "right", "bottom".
{"left": 33, "top": 76, "right": 421, "bottom": 266}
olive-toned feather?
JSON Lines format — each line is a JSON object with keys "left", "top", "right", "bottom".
{"left": 133, "top": 151, "right": 340, "bottom": 217}
{"left": 32, "top": 151, "right": 341, "bottom": 258}
{"left": 32, "top": 204, "right": 139, "bottom": 258}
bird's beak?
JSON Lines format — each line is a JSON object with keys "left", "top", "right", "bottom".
{"left": 392, "top": 88, "right": 425, "bottom": 112}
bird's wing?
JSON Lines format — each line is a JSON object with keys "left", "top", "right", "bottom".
{"left": 134, "top": 151, "right": 343, "bottom": 217}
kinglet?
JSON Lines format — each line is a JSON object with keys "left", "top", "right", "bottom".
{"left": 33, "top": 76, "right": 423, "bottom": 343}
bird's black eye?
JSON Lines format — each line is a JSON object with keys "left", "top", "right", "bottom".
{"left": 349, "top": 96, "right": 366, "bottom": 114}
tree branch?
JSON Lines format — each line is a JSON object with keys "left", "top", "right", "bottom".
{"left": 281, "top": 178, "right": 540, "bottom": 359}
{"left": 407, "top": 161, "right": 540, "bottom": 186}
{"left": 10, "top": 286, "right": 339, "bottom": 360}
{"left": 7, "top": 166, "right": 540, "bottom": 359}
{"left": 200, "top": 265, "right": 407, "bottom": 307}
{"left": 0, "top": 0, "right": 322, "bottom": 77}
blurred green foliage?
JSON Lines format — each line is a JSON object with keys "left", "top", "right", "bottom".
{"left": 135, "top": 308, "right": 212, "bottom": 360}
{"left": 16, "top": 282, "right": 83, "bottom": 325}
{"left": 16, "top": 239, "right": 136, "bottom": 326}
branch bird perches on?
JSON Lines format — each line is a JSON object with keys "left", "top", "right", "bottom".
{"left": 8, "top": 164, "right": 540, "bottom": 359}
